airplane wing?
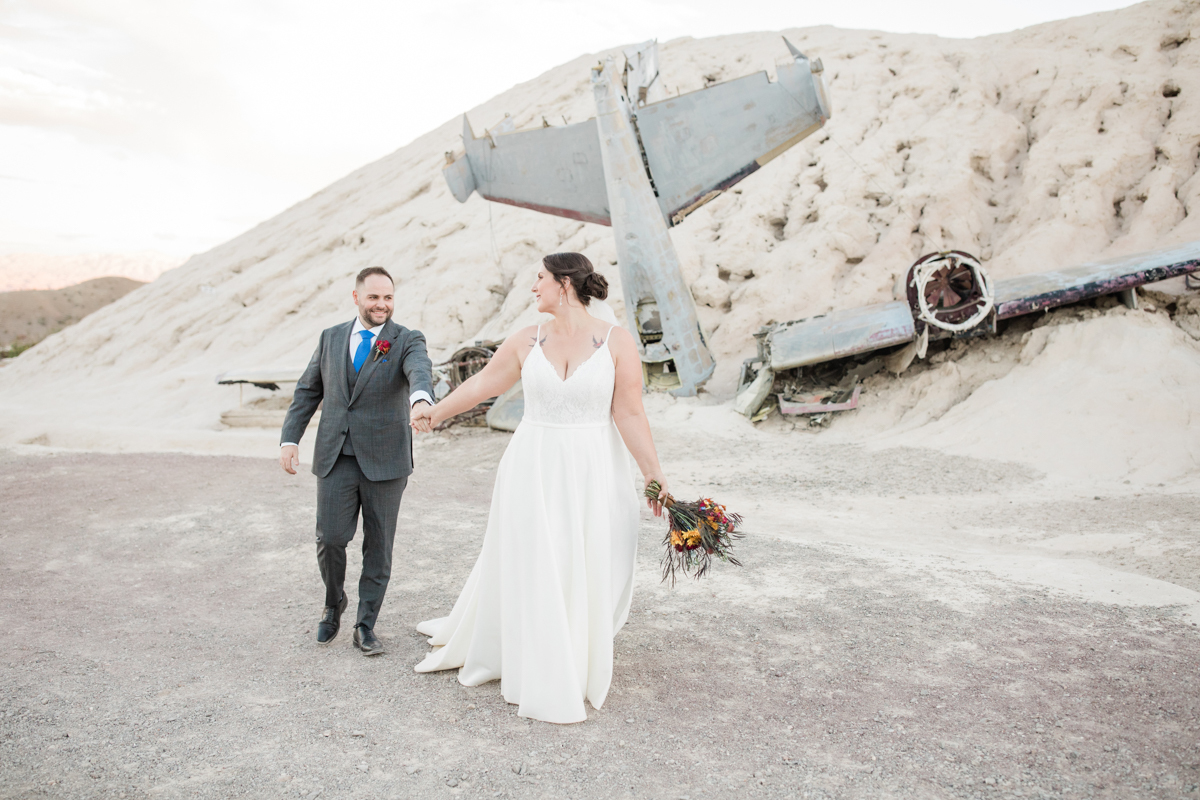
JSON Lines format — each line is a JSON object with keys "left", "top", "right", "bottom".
{"left": 443, "top": 115, "right": 611, "bottom": 226}
{"left": 637, "top": 40, "right": 831, "bottom": 225}
{"left": 441, "top": 38, "right": 830, "bottom": 229}
{"left": 993, "top": 240, "right": 1200, "bottom": 318}
{"left": 755, "top": 241, "right": 1200, "bottom": 376}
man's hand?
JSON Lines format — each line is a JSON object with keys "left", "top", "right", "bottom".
{"left": 280, "top": 445, "right": 300, "bottom": 474}
{"left": 411, "top": 400, "right": 434, "bottom": 434}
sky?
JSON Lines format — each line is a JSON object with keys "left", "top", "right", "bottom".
{"left": 0, "top": 0, "right": 1137, "bottom": 259}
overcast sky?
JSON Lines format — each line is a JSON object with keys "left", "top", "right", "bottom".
{"left": 1, "top": 0, "right": 1135, "bottom": 258}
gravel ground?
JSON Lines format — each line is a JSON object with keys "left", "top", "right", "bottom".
{"left": 1, "top": 432, "right": 1198, "bottom": 800}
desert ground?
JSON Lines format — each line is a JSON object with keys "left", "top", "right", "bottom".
{"left": 1, "top": 418, "right": 1197, "bottom": 800}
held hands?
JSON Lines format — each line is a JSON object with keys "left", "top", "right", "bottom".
{"left": 410, "top": 400, "right": 434, "bottom": 434}
{"left": 279, "top": 444, "right": 300, "bottom": 475}
{"left": 643, "top": 473, "right": 668, "bottom": 517}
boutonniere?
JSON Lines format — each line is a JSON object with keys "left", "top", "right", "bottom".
{"left": 372, "top": 339, "right": 391, "bottom": 363}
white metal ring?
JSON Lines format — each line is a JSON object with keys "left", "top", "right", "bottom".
{"left": 912, "top": 252, "right": 994, "bottom": 333}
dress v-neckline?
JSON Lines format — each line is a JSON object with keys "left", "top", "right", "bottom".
{"left": 535, "top": 337, "right": 610, "bottom": 384}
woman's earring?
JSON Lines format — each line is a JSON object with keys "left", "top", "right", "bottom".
{"left": 559, "top": 292, "right": 565, "bottom": 307}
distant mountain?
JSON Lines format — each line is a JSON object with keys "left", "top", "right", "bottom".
{"left": 0, "top": 252, "right": 181, "bottom": 292}
{"left": 0, "top": 277, "right": 145, "bottom": 351}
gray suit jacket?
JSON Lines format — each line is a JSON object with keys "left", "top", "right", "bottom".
{"left": 281, "top": 318, "right": 434, "bottom": 481}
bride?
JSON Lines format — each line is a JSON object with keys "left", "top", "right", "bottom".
{"left": 409, "top": 252, "right": 668, "bottom": 724}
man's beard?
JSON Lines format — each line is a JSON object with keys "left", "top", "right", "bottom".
{"left": 359, "top": 308, "right": 392, "bottom": 327}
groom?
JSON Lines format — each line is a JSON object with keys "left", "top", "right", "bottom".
{"left": 279, "top": 266, "right": 434, "bottom": 656}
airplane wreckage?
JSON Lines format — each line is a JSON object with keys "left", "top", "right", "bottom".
{"left": 434, "top": 40, "right": 1200, "bottom": 430}
{"left": 735, "top": 241, "right": 1200, "bottom": 423}
{"left": 215, "top": 41, "right": 1200, "bottom": 432}
{"left": 442, "top": 38, "right": 832, "bottom": 401}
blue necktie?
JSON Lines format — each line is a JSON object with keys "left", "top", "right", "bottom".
{"left": 353, "top": 329, "right": 374, "bottom": 373}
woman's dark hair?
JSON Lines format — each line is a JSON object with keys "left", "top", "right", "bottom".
{"left": 542, "top": 252, "right": 608, "bottom": 306}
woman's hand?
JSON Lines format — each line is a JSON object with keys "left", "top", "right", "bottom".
{"left": 410, "top": 401, "right": 434, "bottom": 434}
{"left": 643, "top": 473, "right": 668, "bottom": 518}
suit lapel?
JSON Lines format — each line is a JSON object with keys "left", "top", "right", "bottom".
{"left": 349, "top": 319, "right": 399, "bottom": 408}
{"left": 333, "top": 321, "right": 354, "bottom": 407}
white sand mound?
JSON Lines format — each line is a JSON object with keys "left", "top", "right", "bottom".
{"left": 911, "top": 310, "right": 1200, "bottom": 487}
{"left": 820, "top": 303, "right": 1200, "bottom": 488}
{"left": 1, "top": 0, "right": 1198, "bottom": 486}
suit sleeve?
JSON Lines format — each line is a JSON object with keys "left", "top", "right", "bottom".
{"left": 280, "top": 333, "right": 325, "bottom": 445}
{"left": 400, "top": 329, "right": 435, "bottom": 402}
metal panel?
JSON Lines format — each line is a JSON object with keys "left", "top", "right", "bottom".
{"left": 485, "top": 382, "right": 524, "bottom": 432}
{"left": 624, "top": 39, "right": 664, "bottom": 106}
{"left": 460, "top": 115, "right": 612, "bottom": 226}
{"left": 442, "top": 152, "right": 476, "bottom": 203}
{"left": 767, "top": 301, "right": 915, "bottom": 371}
{"left": 215, "top": 368, "right": 303, "bottom": 386}
{"left": 635, "top": 42, "right": 830, "bottom": 225}
{"left": 994, "top": 241, "right": 1200, "bottom": 319}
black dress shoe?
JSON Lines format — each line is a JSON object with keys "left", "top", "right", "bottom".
{"left": 353, "top": 625, "right": 384, "bottom": 656}
{"left": 317, "top": 593, "right": 347, "bottom": 645}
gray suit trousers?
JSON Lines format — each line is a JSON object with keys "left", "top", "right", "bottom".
{"left": 315, "top": 453, "right": 408, "bottom": 631}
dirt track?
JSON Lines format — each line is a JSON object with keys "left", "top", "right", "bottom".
{"left": 1, "top": 430, "right": 1198, "bottom": 799}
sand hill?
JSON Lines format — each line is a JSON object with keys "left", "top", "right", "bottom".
{"left": 0, "top": 277, "right": 145, "bottom": 350}
{"left": 0, "top": 0, "right": 1198, "bottom": 488}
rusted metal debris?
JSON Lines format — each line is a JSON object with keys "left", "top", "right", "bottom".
{"left": 431, "top": 340, "right": 504, "bottom": 429}
{"left": 738, "top": 240, "right": 1200, "bottom": 422}
{"left": 778, "top": 385, "right": 861, "bottom": 416}
{"left": 442, "top": 342, "right": 500, "bottom": 390}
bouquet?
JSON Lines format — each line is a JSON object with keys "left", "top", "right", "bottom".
{"left": 644, "top": 481, "right": 744, "bottom": 585}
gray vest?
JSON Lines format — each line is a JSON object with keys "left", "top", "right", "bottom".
{"left": 342, "top": 341, "right": 361, "bottom": 456}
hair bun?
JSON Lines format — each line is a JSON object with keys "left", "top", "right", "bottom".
{"left": 542, "top": 252, "right": 608, "bottom": 306}
{"left": 582, "top": 272, "right": 609, "bottom": 301}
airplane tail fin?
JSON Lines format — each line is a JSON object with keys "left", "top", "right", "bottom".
{"left": 442, "top": 116, "right": 478, "bottom": 203}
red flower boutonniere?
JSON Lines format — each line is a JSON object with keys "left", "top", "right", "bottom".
{"left": 372, "top": 339, "right": 391, "bottom": 363}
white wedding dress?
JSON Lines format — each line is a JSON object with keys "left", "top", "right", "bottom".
{"left": 414, "top": 322, "right": 639, "bottom": 724}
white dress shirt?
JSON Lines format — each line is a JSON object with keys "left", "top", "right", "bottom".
{"left": 281, "top": 317, "right": 433, "bottom": 448}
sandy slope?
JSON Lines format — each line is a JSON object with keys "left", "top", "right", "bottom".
{"left": 0, "top": 277, "right": 145, "bottom": 349}
{"left": 0, "top": 0, "right": 1198, "bottom": 490}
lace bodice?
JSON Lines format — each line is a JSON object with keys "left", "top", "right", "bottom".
{"left": 521, "top": 326, "right": 616, "bottom": 426}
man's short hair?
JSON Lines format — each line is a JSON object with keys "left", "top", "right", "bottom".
{"left": 356, "top": 266, "right": 394, "bottom": 287}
